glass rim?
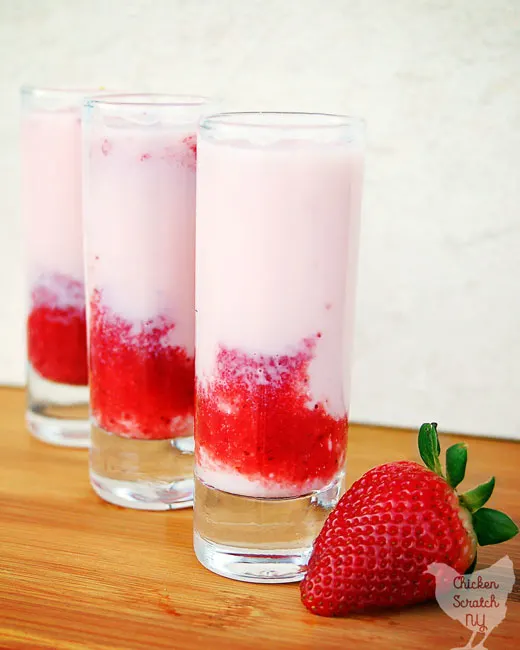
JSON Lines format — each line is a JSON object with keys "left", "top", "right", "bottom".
{"left": 21, "top": 85, "right": 109, "bottom": 99}
{"left": 200, "top": 111, "right": 365, "bottom": 131}
{"left": 84, "top": 93, "right": 212, "bottom": 108}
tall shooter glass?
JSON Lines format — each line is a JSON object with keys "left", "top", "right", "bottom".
{"left": 21, "top": 87, "right": 96, "bottom": 446}
{"left": 194, "top": 112, "right": 365, "bottom": 582}
{"left": 83, "top": 94, "right": 211, "bottom": 510}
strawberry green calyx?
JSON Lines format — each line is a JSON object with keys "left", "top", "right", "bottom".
{"left": 446, "top": 442, "right": 467, "bottom": 488}
{"left": 418, "top": 422, "right": 444, "bottom": 477}
{"left": 418, "top": 422, "right": 518, "bottom": 551}
{"left": 460, "top": 476, "right": 495, "bottom": 513}
{"left": 472, "top": 508, "right": 519, "bottom": 546}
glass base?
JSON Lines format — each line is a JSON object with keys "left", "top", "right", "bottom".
{"left": 193, "top": 473, "right": 344, "bottom": 583}
{"left": 26, "top": 365, "right": 89, "bottom": 447}
{"left": 89, "top": 423, "right": 194, "bottom": 510}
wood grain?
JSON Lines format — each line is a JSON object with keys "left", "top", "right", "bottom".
{"left": 0, "top": 386, "right": 518, "bottom": 650}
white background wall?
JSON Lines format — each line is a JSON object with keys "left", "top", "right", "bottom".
{"left": 1, "top": 0, "right": 519, "bottom": 438}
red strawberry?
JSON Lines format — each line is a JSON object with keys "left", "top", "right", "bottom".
{"left": 300, "top": 423, "right": 518, "bottom": 616}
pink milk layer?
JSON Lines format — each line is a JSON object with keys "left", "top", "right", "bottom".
{"left": 21, "top": 107, "right": 88, "bottom": 384}
{"left": 22, "top": 107, "right": 83, "bottom": 283}
{"left": 84, "top": 123, "right": 196, "bottom": 439}
{"left": 195, "top": 135, "right": 363, "bottom": 498}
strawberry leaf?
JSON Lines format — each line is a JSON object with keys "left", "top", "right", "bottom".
{"left": 418, "top": 422, "right": 443, "bottom": 477}
{"left": 460, "top": 477, "right": 495, "bottom": 513}
{"left": 446, "top": 443, "right": 467, "bottom": 489}
{"left": 472, "top": 508, "right": 519, "bottom": 546}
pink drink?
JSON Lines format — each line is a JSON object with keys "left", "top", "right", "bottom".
{"left": 196, "top": 132, "right": 363, "bottom": 497}
{"left": 23, "top": 103, "right": 85, "bottom": 383}
{"left": 194, "top": 112, "right": 364, "bottom": 582}
{"left": 86, "top": 125, "right": 196, "bottom": 441}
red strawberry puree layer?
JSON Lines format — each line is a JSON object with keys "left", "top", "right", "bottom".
{"left": 28, "top": 274, "right": 88, "bottom": 385}
{"left": 196, "top": 337, "right": 347, "bottom": 496}
{"left": 89, "top": 291, "right": 194, "bottom": 440}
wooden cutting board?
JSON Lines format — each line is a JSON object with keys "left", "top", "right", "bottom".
{"left": 0, "top": 386, "right": 518, "bottom": 649}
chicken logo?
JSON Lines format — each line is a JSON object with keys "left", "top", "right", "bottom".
{"left": 426, "top": 555, "right": 515, "bottom": 650}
